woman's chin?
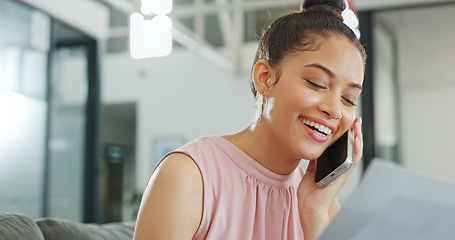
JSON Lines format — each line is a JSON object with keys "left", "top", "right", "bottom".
{"left": 298, "top": 150, "right": 323, "bottom": 161}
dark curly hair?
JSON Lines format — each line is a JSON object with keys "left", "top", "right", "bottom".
{"left": 250, "top": 0, "right": 366, "bottom": 98}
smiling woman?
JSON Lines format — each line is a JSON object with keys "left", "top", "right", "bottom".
{"left": 250, "top": 35, "right": 363, "bottom": 164}
{"left": 133, "top": 0, "right": 365, "bottom": 239}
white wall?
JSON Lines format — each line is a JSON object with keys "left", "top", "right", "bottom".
{"left": 375, "top": 4, "right": 455, "bottom": 182}
{"left": 19, "top": 0, "right": 109, "bottom": 40}
{"left": 102, "top": 47, "right": 257, "bottom": 189}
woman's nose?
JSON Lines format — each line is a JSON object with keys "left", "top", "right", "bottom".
{"left": 318, "top": 94, "right": 342, "bottom": 120}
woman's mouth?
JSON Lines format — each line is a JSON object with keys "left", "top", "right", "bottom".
{"left": 299, "top": 117, "right": 333, "bottom": 136}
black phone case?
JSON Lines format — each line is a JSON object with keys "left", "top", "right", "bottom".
{"left": 315, "top": 131, "right": 353, "bottom": 187}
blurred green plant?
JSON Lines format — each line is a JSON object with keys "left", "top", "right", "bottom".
{"left": 126, "top": 191, "right": 143, "bottom": 220}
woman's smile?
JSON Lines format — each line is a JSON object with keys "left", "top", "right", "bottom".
{"left": 299, "top": 116, "right": 334, "bottom": 143}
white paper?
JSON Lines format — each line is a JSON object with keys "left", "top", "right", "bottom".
{"left": 318, "top": 159, "right": 455, "bottom": 240}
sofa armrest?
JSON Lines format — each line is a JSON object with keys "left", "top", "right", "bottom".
{"left": 0, "top": 212, "right": 45, "bottom": 240}
{"left": 36, "top": 218, "right": 134, "bottom": 240}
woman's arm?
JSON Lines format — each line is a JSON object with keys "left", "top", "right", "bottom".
{"left": 133, "top": 153, "right": 203, "bottom": 240}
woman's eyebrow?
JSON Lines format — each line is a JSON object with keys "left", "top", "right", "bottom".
{"left": 350, "top": 82, "right": 363, "bottom": 91}
{"left": 304, "top": 63, "right": 363, "bottom": 91}
{"left": 304, "top": 63, "right": 335, "bottom": 77}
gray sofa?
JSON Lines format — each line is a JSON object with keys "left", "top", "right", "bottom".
{"left": 0, "top": 212, "right": 135, "bottom": 240}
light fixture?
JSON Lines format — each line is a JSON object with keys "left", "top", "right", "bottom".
{"left": 129, "top": 13, "right": 173, "bottom": 59}
{"left": 129, "top": 0, "right": 173, "bottom": 59}
{"left": 343, "top": 0, "right": 361, "bottom": 39}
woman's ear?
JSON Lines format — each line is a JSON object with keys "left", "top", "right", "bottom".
{"left": 252, "top": 60, "right": 275, "bottom": 96}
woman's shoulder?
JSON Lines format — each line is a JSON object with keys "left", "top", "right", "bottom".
{"left": 173, "top": 136, "right": 231, "bottom": 159}
{"left": 153, "top": 152, "right": 202, "bottom": 196}
{"left": 180, "top": 136, "right": 222, "bottom": 149}
{"left": 134, "top": 153, "right": 203, "bottom": 239}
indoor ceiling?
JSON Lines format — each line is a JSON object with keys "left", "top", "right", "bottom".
{"left": 96, "top": 0, "right": 455, "bottom": 72}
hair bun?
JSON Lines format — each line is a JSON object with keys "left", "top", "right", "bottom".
{"left": 301, "top": 0, "right": 346, "bottom": 13}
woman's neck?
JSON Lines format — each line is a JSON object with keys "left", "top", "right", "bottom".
{"left": 222, "top": 126, "right": 301, "bottom": 175}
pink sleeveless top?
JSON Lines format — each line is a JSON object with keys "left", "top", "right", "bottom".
{"left": 170, "top": 136, "right": 305, "bottom": 240}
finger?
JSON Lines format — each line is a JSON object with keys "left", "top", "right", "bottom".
{"left": 357, "top": 117, "right": 363, "bottom": 142}
{"left": 351, "top": 118, "right": 363, "bottom": 163}
{"left": 354, "top": 136, "right": 363, "bottom": 162}
{"left": 351, "top": 117, "right": 362, "bottom": 140}
{"left": 353, "top": 136, "right": 363, "bottom": 172}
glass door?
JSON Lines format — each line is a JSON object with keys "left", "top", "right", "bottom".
{"left": 0, "top": 0, "right": 49, "bottom": 218}
{"left": 46, "top": 21, "right": 100, "bottom": 222}
{"left": 0, "top": 0, "right": 100, "bottom": 222}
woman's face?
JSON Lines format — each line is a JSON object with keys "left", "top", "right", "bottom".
{"left": 261, "top": 36, "right": 364, "bottom": 161}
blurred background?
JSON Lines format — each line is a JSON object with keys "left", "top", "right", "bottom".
{"left": 1, "top": 0, "right": 454, "bottom": 224}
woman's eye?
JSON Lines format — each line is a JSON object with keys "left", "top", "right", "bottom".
{"left": 306, "top": 79, "right": 327, "bottom": 89}
{"left": 342, "top": 96, "right": 357, "bottom": 107}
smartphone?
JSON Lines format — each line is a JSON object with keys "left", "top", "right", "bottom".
{"left": 315, "top": 130, "right": 354, "bottom": 188}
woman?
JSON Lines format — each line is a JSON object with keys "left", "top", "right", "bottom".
{"left": 133, "top": 0, "right": 365, "bottom": 239}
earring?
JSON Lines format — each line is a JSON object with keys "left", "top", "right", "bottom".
{"left": 256, "top": 95, "right": 268, "bottom": 124}
{"left": 252, "top": 95, "right": 266, "bottom": 126}
{"left": 262, "top": 96, "right": 268, "bottom": 117}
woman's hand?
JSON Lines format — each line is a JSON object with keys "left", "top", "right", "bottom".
{"left": 297, "top": 117, "right": 363, "bottom": 240}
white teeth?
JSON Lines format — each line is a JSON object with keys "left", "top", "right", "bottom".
{"left": 318, "top": 125, "right": 325, "bottom": 132}
{"left": 324, "top": 128, "right": 331, "bottom": 135}
{"left": 300, "top": 118, "right": 333, "bottom": 135}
